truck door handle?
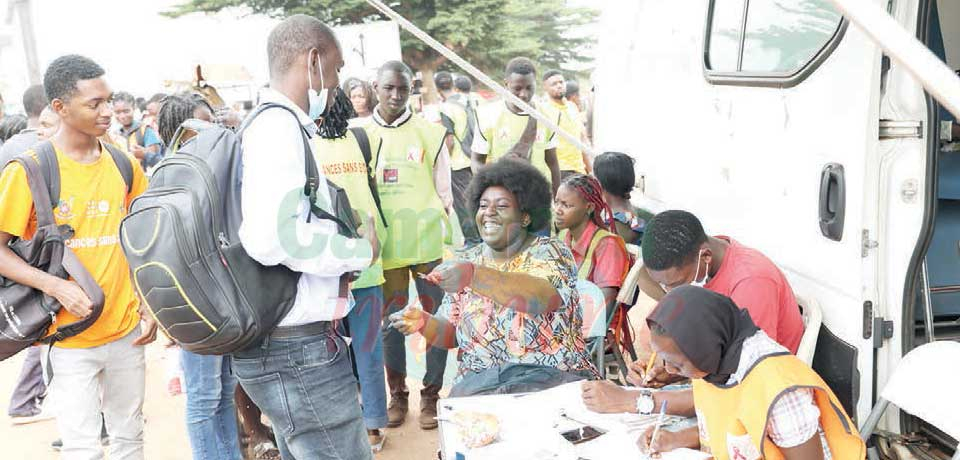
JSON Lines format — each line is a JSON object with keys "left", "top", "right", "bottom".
{"left": 819, "top": 163, "right": 846, "bottom": 241}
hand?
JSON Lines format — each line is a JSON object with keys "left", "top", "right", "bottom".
{"left": 133, "top": 305, "right": 159, "bottom": 346}
{"left": 638, "top": 425, "right": 684, "bottom": 457}
{"left": 423, "top": 261, "right": 475, "bottom": 294}
{"left": 581, "top": 380, "right": 638, "bottom": 414}
{"left": 388, "top": 306, "right": 428, "bottom": 336}
{"left": 358, "top": 212, "right": 380, "bottom": 264}
{"left": 45, "top": 278, "right": 93, "bottom": 318}
{"left": 129, "top": 143, "right": 146, "bottom": 160}
{"left": 627, "top": 360, "right": 679, "bottom": 389}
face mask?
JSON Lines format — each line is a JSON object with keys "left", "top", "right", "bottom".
{"left": 317, "top": 87, "right": 356, "bottom": 139}
{"left": 306, "top": 53, "right": 328, "bottom": 120}
{"left": 690, "top": 249, "right": 711, "bottom": 288}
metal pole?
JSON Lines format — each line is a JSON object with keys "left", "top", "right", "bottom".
{"left": 13, "top": 0, "right": 41, "bottom": 85}
{"left": 827, "top": 0, "right": 960, "bottom": 120}
{"left": 362, "top": 0, "right": 594, "bottom": 157}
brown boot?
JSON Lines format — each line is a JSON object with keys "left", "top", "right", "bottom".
{"left": 386, "top": 368, "right": 408, "bottom": 428}
{"left": 419, "top": 384, "right": 441, "bottom": 430}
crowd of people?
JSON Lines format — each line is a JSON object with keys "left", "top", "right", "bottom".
{"left": 0, "top": 12, "right": 866, "bottom": 460}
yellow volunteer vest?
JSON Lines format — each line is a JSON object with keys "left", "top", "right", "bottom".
{"left": 692, "top": 354, "right": 865, "bottom": 460}
{"left": 313, "top": 129, "right": 386, "bottom": 289}
{"left": 439, "top": 100, "right": 472, "bottom": 171}
{"left": 547, "top": 99, "right": 586, "bottom": 173}
{"left": 478, "top": 103, "right": 556, "bottom": 184}
{"left": 369, "top": 114, "right": 448, "bottom": 270}
{"left": 557, "top": 227, "right": 616, "bottom": 279}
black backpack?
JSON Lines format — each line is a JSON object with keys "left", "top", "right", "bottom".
{"left": 119, "top": 103, "right": 357, "bottom": 355}
{"left": 0, "top": 141, "right": 133, "bottom": 360}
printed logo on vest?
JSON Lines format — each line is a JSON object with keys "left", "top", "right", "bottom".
{"left": 383, "top": 168, "right": 399, "bottom": 184}
{"left": 726, "top": 433, "right": 761, "bottom": 460}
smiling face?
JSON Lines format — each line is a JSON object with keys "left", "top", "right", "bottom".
{"left": 112, "top": 99, "right": 134, "bottom": 128}
{"left": 553, "top": 183, "right": 592, "bottom": 231}
{"left": 476, "top": 185, "right": 529, "bottom": 251}
{"left": 650, "top": 333, "right": 708, "bottom": 380}
{"left": 52, "top": 78, "right": 114, "bottom": 138}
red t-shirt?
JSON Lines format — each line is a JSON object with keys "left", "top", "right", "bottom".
{"left": 563, "top": 221, "right": 631, "bottom": 289}
{"left": 705, "top": 237, "right": 803, "bottom": 354}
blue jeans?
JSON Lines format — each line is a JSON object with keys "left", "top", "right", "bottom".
{"left": 232, "top": 328, "right": 371, "bottom": 460}
{"left": 180, "top": 351, "right": 242, "bottom": 460}
{"left": 347, "top": 286, "right": 388, "bottom": 430}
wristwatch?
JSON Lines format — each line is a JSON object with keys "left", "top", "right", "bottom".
{"left": 635, "top": 389, "right": 655, "bottom": 415}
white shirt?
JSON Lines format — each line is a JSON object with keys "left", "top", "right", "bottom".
{"left": 239, "top": 88, "right": 373, "bottom": 326}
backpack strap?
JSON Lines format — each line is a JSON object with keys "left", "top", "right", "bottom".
{"left": 349, "top": 127, "right": 388, "bottom": 227}
{"left": 33, "top": 141, "right": 61, "bottom": 210}
{"left": 103, "top": 142, "right": 134, "bottom": 195}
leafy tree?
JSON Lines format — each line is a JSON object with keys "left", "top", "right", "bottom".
{"left": 165, "top": 0, "right": 596, "bottom": 101}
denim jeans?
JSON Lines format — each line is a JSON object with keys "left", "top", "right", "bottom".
{"left": 180, "top": 351, "right": 242, "bottom": 460}
{"left": 346, "top": 286, "right": 388, "bottom": 430}
{"left": 232, "top": 328, "right": 371, "bottom": 460}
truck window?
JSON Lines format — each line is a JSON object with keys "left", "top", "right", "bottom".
{"left": 705, "top": 0, "right": 845, "bottom": 86}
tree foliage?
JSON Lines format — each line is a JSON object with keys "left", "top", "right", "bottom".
{"left": 164, "top": 0, "right": 597, "bottom": 79}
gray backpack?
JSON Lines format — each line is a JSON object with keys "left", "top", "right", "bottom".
{"left": 119, "top": 103, "right": 349, "bottom": 355}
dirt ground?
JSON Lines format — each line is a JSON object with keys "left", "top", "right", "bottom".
{"left": 0, "top": 343, "right": 444, "bottom": 460}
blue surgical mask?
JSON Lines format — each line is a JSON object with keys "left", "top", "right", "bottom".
{"left": 307, "top": 54, "right": 328, "bottom": 120}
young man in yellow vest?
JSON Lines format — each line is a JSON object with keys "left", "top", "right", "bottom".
{"left": 312, "top": 84, "right": 390, "bottom": 451}
{"left": 633, "top": 287, "right": 865, "bottom": 460}
{"left": 471, "top": 57, "right": 562, "bottom": 198}
{"left": 542, "top": 69, "right": 591, "bottom": 179}
{"left": 0, "top": 54, "right": 157, "bottom": 459}
{"left": 433, "top": 71, "right": 481, "bottom": 247}
{"left": 110, "top": 92, "right": 163, "bottom": 171}
{"left": 369, "top": 60, "right": 453, "bottom": 431}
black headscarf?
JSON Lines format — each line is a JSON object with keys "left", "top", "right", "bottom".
{"left": 646, "top": 285, "right": 759, "bottom": 386}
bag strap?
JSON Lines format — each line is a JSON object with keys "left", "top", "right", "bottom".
{"left": 13, "top": 156, "right": 106, "bottom": 342}
{"left": 349, "top": 127, "right": 388, "bottom": 227}
{"left": 103, "top": 143, "right": 134, "bottom": 195}
{"left": 507, "top": 112, "right": 539, "bottom": 160}
{"left": 33, "top": 141, "right": 60, "bottom": 212}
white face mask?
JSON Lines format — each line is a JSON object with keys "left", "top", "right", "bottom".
{"left": 306, "top": 51, "right": 328, "bottom": 120}
{"left": 690, "top": 249, "right": 711, "bottom": 288}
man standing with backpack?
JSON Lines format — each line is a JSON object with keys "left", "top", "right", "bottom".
{"left": 235, "top": 15, "right": 379, "bottom": 460}
{"left": 109, "top": 92, "right": 163, "bottom": 170}
{"left": 434, "top": 71, "right": 481, "bottom": 247}
{"left": 0, "top": 54, "right": 156, "bottom": 459}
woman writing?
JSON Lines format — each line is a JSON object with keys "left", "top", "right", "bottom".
{"left": 389, "top": 158, "right": 597, "bottom": 396}
{"left": 638, "top": 286, "right": 865, "bottom": 460}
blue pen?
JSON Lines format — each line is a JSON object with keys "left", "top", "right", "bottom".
{"left": 648, "top": 400, "right": 668, "bottom": 451}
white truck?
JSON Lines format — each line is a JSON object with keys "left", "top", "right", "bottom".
{"left": 593, "top": 0, "right": 959, "bottom": 458}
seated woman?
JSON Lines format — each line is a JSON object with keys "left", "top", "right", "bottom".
{"left": 591, "top": 152, "right": 652, "bottom": 246}
{"left": 553, "top": 173, "right": 630, "bottom": 320}
{"left": 389, "top": 158, "right": 597, "bottom": 397}
{"left": 636, "top": 286, "right": 865, "bottom": 460}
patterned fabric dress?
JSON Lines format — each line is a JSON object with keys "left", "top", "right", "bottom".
{"left": 436, "top": 237, "right": 596, "bottom": 383}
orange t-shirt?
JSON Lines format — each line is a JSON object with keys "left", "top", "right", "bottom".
{"left": 0, "top": 143, "right": 148, "bottom": 348}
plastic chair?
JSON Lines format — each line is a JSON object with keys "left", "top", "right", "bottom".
{"left": 795, "top": 296, "right": 823, "bottom": 366}
{"left": 577, "top": 280, "right": 607, "bottom": 375}
{"left": 859, "top": 341, "right": 960, "bottom": 460}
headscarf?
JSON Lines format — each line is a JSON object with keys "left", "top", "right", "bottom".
{"left": 646, "top": 285, "right": 759, "bottom": 386}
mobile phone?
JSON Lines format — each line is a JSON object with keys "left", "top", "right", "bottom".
{"left": 560, "top": 425, "right": 605, "bottom": 445}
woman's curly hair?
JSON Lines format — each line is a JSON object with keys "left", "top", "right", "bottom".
{"left": 467, "top": 158, "right": 553, "bottom": 233}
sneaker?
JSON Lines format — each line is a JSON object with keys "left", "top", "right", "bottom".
{"left": 9, "top": 408, "right": 54, "bottom": 426}
{"left": 368, "top": 429, "right": 386, "bottom": 453}
{"left": 386, "top": 392, "right": 408, "bottom": 428}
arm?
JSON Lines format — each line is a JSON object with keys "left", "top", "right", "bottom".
{"left": 470, "top": 118, "right": 489, "bottom": 174}
{"left": 0, "top": 232, "right": 94, "bottom": 318}
{"left": 581, "top": 381, "right": 696, "bottom": 417}
{"left": 470, "top": 264, "right": 562, "bottom": 316}
{"left": 418, "top": 313, "right": 459, "bottom": 349}
{"left": 238, "top": 113, "right": 373, "bottom": 277}
{"left": 433, "top": 143, "right": 454, "bottom": 213}
{"left": 545, "top": 147, "right": 561, "bottom": 195}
